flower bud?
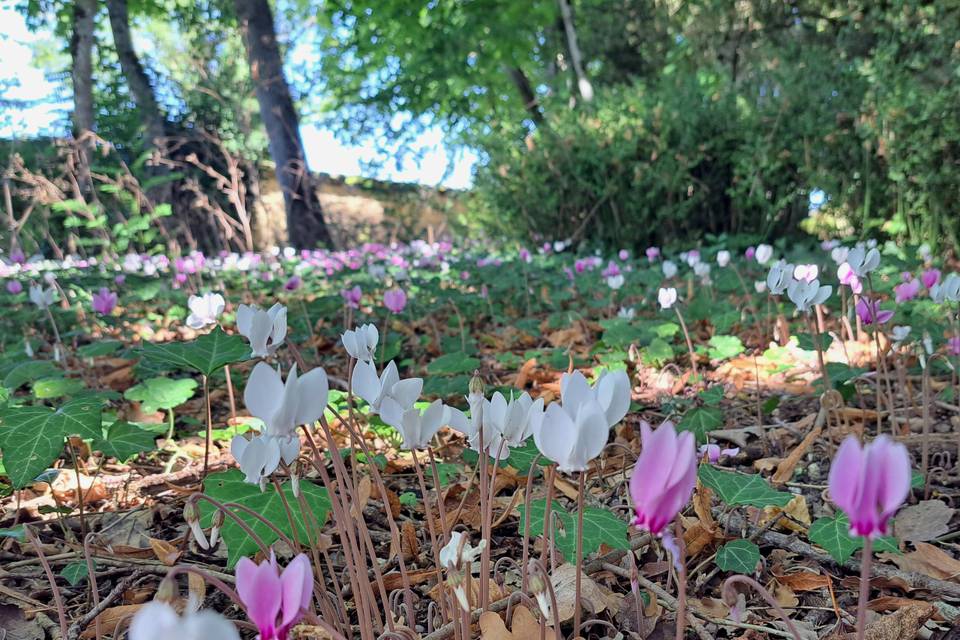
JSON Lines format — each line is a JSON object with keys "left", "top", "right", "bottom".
{"left": 209, "top": 509, "right": 224, "bottom": 547}
{"left": 156, "top": 577, "right": 178, "bottom": 603}
{"left": 184, "top": 501, "right": 209, "bottom": 550}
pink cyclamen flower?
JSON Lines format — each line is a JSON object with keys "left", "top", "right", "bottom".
{"left": 855, "top": 297, "right": 894, "bottom": 325}
{"left": 698, "top": 444, "right": 740, "bottom": 463}
{"left": 894, "top": 278, "right": 921, "bottom": 303}
{"left": 383, "top": 287, "right": 407, "bottom": 313}
{"left": 6, "top": 280, "right": 22, "bottom": 294}
{"left": 92, "top": 288, "right": 118, "bottom": 316}
{"left": 629, "top": 420, "right": 697, "bottom": 536}
{"left": 745, "top": 246, "right": 756, "bottom": 261}
{"left": 837, "top": 262, "right": 863, "bottom": 294}
{"left": 828, "top": 435, "right": 910, "bottom": 538}
{"left": 618, "top": 249, "right": 630, "bottom": 261}
{"left": 922, "top": 268, "right": 941, "bottom": 289}
{"left": 793, "top": 264, "right": 819, "bottom": 283}
{"left": 341, "top": 286, "right": 362, "bottom": 309}
{"left": 948, "top": 336, "right": 960, "bottom": 356}
{"left": 236, "top": 552, "right": 313, "bottom": 640}
{"left": 645, "top": 247, "right": 660, "bottom": 261}
{"left": 284, "top": 275, "right": 302, "bottom": 291}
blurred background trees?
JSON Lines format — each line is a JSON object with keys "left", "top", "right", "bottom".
{"left": 3, "top": 0, "right": 959, "bottom": 254}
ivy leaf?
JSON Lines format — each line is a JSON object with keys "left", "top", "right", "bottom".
{"left": 796, "top": 332, "right": 835, "bottom": 353}
{"left": 4, "top": 361, "right": 60, "bottom": 390}
{"left": 707, "top": 335, "right": 744, "bottom": 360}
{"left": 715, "top": 539, "right": 761, "bottom": 573}
{"left": 462, "top": 438, "right": 552, "bottom": 475}
{"left": 698, "top": 465, "right": 793, "bottom": 508}
{"left": 0, "top": 399, "right": 102, "bottom": 488}
{"left": 141, "top": 327, "right": 248, "bottom": 376}
{"left": 517, "top": 499, "right": 629, "bottom": 563}
{"left": 427, "top": 352, "right": 480, "bottom": 375}
{"left": 33, "top": 377, "right": 85, "bottom": 399}
{"left": 124, "top": 377, "right": 198, "bottom": 413}
{"left": 642, "top": 338, "right": 674, "bottom": 366}
{"left": 678, "top": 406, "right": 723, "bottom": 444}
{"left": 60, "top": 561, "right": 90, "bottom": 586}
{"left": 808, "top": 513, "right": 899, "bottom": 563}
{"left": 200, "top": 470, "right": 331, "bottom": 568}
{"left": 76, "top": 341, "right": 123, "bottom": 359}
{"left": 95, "top": 421, "right": 156, "bottom": 461}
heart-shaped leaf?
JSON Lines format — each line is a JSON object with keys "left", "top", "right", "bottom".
{"left": 808, "top": 513, "right": 899, "bottom": 563}
{"left": 517, "top": 498, "right": 629, "bottom": 563}
{"left": 124, "top": 377, "right": 198, "bottom": 413}
{"left": 427, "top": 352, "right": 480, "bottom": 375}
{"left": 200, "top": 470, "right": 331, "bottom": 568}
{"left": 715, "top": 539, "right": 761, "bottom": 573}
{"left": 678, "top": 406, "right": 723, "bottom": 444}
{"left": 96, "top": 421, "right": 157, "bottom": 461}
{"left": 698, "top": 465, "right": 793, "bottom": 508}
{"left": 140, "top": 327, "right": 248, "bottom": 376}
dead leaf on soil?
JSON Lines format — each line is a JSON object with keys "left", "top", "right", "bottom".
{"left": 864, "top": 602, "right": 937, "bottom": 640}
{"left": 893, "top": 500, "right": 955, "bottom": 543}
{"left": 550, "top": 563, "right": 621, "bottom": 623}
{"left": 879, "top": 543, "right": 960, "bottom": 583}
{"left": 147, "top": 537, "right": 182, "bottom": 566}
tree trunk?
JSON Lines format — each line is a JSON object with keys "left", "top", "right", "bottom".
{"left": 105, "top": 0, "right": 166, "bottom": 146}
{"left": 233, "top": 0, "right": 333, "bottom": 249}
{"left": 507, "top": 66, "right": 545, "bottom": 124}
{"left": 557, "top": 0, "right": 593, "bottom": 102}
{"left": 70, "top": 0, "right": 96, "bottom": 138}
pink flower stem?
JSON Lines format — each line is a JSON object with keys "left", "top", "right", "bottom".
{"left": 540, "top": 465, "right": 557, "bottom": 567}
{"left": 224, "top": 364, "right": 237, "bottom": 420}
{"left": 519, "top": 454, "right": 542, "bottom": 592}
{"left": 478, "top": 412, "right": 490, "bottom": 610}
{"left": 856, "top": 537, "right": 873, "bottom": 640}
{"left": 674, "top": 307, "right": 699, "bottom": 383}
{"left": 25, "top": 527, "right": 68, "bottom": 639}
{"left": 673, "top": 518, "right": 687, "bottom": 640}
{"left": 574, "top": 470, "right": 587, "bottom": 638}
{"left": 721, "top": 574, "right": 802, "bottom": 640}
{"left": 807, "top": 311, "right": 831, "bottom": 390}
{"left": 202, "top": 375, "right": 212, "bottom": 481}
{"left": 413, "top": 448, "right": 450, "bottom": 625}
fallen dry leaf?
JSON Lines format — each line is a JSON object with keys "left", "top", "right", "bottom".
{"left": 81, "top": 604, "right": 144, "bottom": 639}
{"left": 550, "top": 563, "right": 621, "bottom": 623}
{"left": 893, "top": 500, "right": 955, "bottom": 543}
{"left": 880, "top": 543, "right": 960, "bottom": 582}
{"left": 864, "top": 602, "right": 937, "bottom": 640}
{"left": 147, "top": 537, "right": 181, "bottom": 566}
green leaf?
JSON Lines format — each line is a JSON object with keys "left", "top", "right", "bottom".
{"left": 698, "top": 465, "right": 793, "bottom": 508}
{"left": 200, "top": 470, "right": 331, "bottom": 568}
{"left": 399, "top": 492, "right": 418, "bottom": 507}
{"left": 796, "top": 332, "right": 835, "bottom": 353}
{"left": 77, "top": 341, "right": 123, "bottom": 358}
{"left": 33, "top": 377, "right": 85, "bottom": 399}
{"left": 0, "top": 526, "right": 25, "bottom": 539}
{"left": 95, "top": 421, "right": 156, "bottom": 460}
{"left": 715, "top": 539, "right": 761, "bottom": 573}
{"left": 808, "top": 513, "right": 899, "bottom": 563}
{"left": 678, "top": 406, "right": 723, "bottom": 444}
{"left": 427, "top": 352, "right": 481, "bottom": 375}
{"left": 124, "top": 377, "right": 198, "bottom": 413}
{"left": 642, "top": 338, "right": 674, "bottom": 366}
{"left": 60, "top": 561, "right": 90, "bottom": 586}
{"left": 698, "top": 386, "right": 725, "bottom": 406}
{"left": 141, "top": 327, "right": 248, "bottom": 376}
{"left": 4, "top": 361, "right": 60, "bottom": 390}
{"left": 517, "top": 499, "right": 629, "bottom": 563}
{"left": 707, "top": 335, "right": 745, "bottom": 360}
{"left": 0, "top": 399, "right": 102, "bottom": 488}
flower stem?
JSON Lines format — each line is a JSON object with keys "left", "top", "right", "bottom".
{"left": 673, "top": 518, "right": 687, "bottom": 640}
{"left": 856, "top": 537, "right": 873, "bottom": 640}
{"left": 674, "top": 307, "right": 699, "bottom": 383}
{"left": 574, "top": 470, "right": 586, "bottom": 638}
{"left": 202, "top": 375, "right": 212, "bottom": 481}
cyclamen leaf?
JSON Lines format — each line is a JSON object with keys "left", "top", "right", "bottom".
{"left": 200, "top": 470, "right": 331, "bottom": 568}
{"left": 4, "top": 361, "right": 61, "bottom": 390}
{"left": 517, "top": 499, "right": 629, "bottom": 563}
{"left": 698, "top": 465, "right": 793, "bottom": 508}
{"left": 124, "top": 377, "right": 198, "bottom": 413}
{"left": 427, "top": 352, "right": 480, "bottom": 375}
{"left": 0, "top": 399, "right": 102, "bottom": 488}
{"left": 140, "top": 327, "right": 248, "bottom": 376}
{"left": 715, "top": 539, "right": 761, "bottom": 573}
{"left": 678, "top": 406, "right": 723, "bottom": 444}
{"left": 808, "top": 513, "right": 899, "bottom": 563}
{"left": 95, "top": 421, "right": 156, "bottom": 461}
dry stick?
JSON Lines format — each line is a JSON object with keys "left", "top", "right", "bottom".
{"left": 412, "top": 448, "right": 450, "bottom": 626}
{"left": 855, "top": 537, "right": 873, "bottom": 640}
{"left": 65, "top": 571, "right": 141, "bottom": 640}
{"left": 674, "top": 306, "right": 699, "bottom": 383}
{"left": 573, "top": 470, "right": 587, "bottom": 639}
{"left": 601, "top": 563, "right": 711, "bottom": 640}
{"left": 300, "top": 430, "right": 378, "bottom": 640}
{"left": 24, "top": 528, "right": 68, "bottom": 640}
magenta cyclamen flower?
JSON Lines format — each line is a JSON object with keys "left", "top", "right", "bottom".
{"left": 948, "top": 336, "right": 960, "bottom": 356}
{"left": 341, "top": 285, "right": 362, "bottom": 309}
{"left": 828, "top": 435, "right": 910, "bottom": 538}
{"left": 629, "top": 420, "right": 697, "bottom": 536}
{"left": 383, "top": 287, "right": 407, "bottom": 313}
{"left": 6, "top": 280, "right": 22, "bottom": 294}
{"left": 236, "top": 552, "right": 313, "bottom": 640}
{"left": 92, "top": 288, "right": 118, "bottom": 316}
{"left": 855, "top": 297, "right": 894, "bottom": 325}
{"left": 922, "top": 268, "right": 941, "bottom": 289}
{"left": 645, "top": 246, "right": 660, "bottom": 261}
{"left": 894, "top": 278, "right": 920, "bottom": 303}
{"left": 284, "top": 275, "right": 302, "bottom": 291}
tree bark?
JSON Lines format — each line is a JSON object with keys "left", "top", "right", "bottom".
{"left": 105, "top": 0, "right": 166, "bottom": 146}
{"left": 233, "top": 0, "right": 333, "bottom": 249}
{"left": 70, "top": 0, "right": 96, "bottom": 138}
{"left": 507, "top": 66, "right": 545, "bottom": 124}
{"left": 557, "top": 0, "right": 593, "bottom": 102}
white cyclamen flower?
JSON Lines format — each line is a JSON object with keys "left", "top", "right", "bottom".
{"left": 755, "top": 244, "right": 774, "bottom": 265}
{"left": 395, "top": 399, "right": 451, "bottom": 450}
{"left": 618, "top": 306, "right": 635, "bottom": 320}
{"left": 661, "top": 260, "right": 678, "bottom": 279}
{"left": 766, "top": 261, "right": 795, "bottom": 295}
{"left": 130, "top": 601, "right": 239, "bottom": 640}
{"left": 830, "top": 246, "right": 849, "bottom": 265}
{"left": 606, "top": 274, "right": 624, "bottom": 290}
{"left": 716, "top": 250, "right": 731, "bottom": 267}
{"left": 931, "top": 273, "right": 960, "bottom": 304}
{"left": 439, "top": 530, "right": 486, "bottom": 570}
{"left": 658, "top": 287, "right": 677, "bottom": 310}
{"left": 352, "top": 360, "right": 422, "bottom": 427}
{"left": 845, "top": 246, "right": 881, "bottom": 277}
{"left": 186, "top": 292, "right": 225, "bottom": 329}
{"left": 341, "top": 324, "right": 379, "bottom": 362}
{"left": 754, "top": 281, "right": 767, "bottom": 293}
{"left": 29, "top": 285, "right": 56, "bottom": 308}
{"left": 531, "top": 370, "right": 630, "bottom": 473}
{"left": 787, "top": 278, "right": 832, "bottom": 313}
{"left": 482, "top": 391, "right": 544, "bottom": 449}
{"left": 237, "top": 303, "right": 287, "bottom": 358}
{"left": 231, "top": 362, "right": 327, "bottom": 485}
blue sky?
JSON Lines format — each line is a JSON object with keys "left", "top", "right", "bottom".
{"left": 0, "top": 4, "right": 476, "bottom": 189}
